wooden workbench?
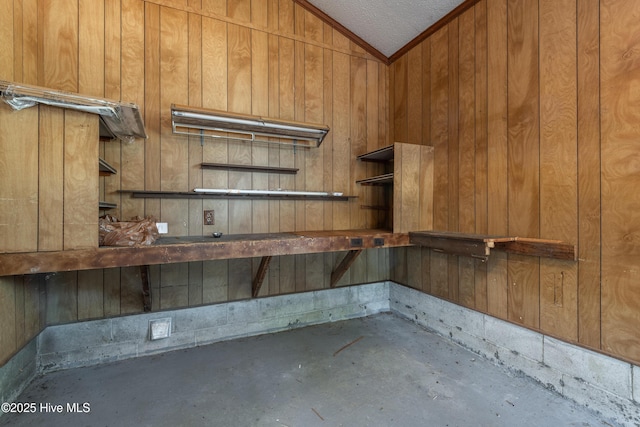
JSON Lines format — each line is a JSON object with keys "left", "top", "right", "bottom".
{"left": 0, "top": 229, "right": 410, "bottom": 277}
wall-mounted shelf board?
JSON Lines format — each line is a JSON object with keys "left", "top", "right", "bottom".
{"left": 99, "top": 158, "right": 117, "bottom": 176}
{"left": 409, "top": 231, "right": 577, "bottom": 261}
{"left": 201, "top": 163, "right": 298, "bottom": 175}
{"left": 357, "top": 145, "right": 395, "bottom": 162}
{"left": 99, "top": 201, "right": 117, "bottom": 210}
{"left": 121, "top": 190, "right": 355, "bottom": 201}
{"left": 356, "top": 173, "right": 394, "bottom": 185}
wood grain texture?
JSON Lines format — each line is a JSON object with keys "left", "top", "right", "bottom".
{"left": 407, "top": 47, "right": 422, "bottom": 145}
{"left": 538, "top": 0, "right": 578, "bottom": 340}
{"left": 40, "top": 0, "right": 78, "bottom": 91}
{"left": 429, "top": 26, "right": 450, "bottom": 299}
{"left": 0, "top": 277, "right": 17, "bottom": 365}
{"left": 121, "top": 0, "right": 146, "bottom": 220}
{"left": 506, "top": 0, "right": 539, "bottom": 328}
{"left": 0, "top": 0, "right": 13, "bottom": 81}
{"left": 0, "top": 104, "right": 39, "bottom": 253}
{"left": 458, "top": 9, "right": 476, "bottom": 307}
{"left": 78, "top": 0, "right": 104, "bottom": 97}
{"left": 474, "top": 0, "right": 488, "bottom": 311}
{"left": 38, "top": 106, "right": 65, "bottom": 251}
{"left": 576, "top": 0, "right": 601, "bottom": 349}
{"left": 600, "top": 0, "right": 640, "bottom": 362}
{"left": 63, "top": 110, "right": 99, "bottom": 250}
{"left": 485, "top": 0, "right": 508, "bottom": 319}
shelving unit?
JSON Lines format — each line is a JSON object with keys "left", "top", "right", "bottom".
{"left": 356, "top": 142, "right": 434, "bottom": 233}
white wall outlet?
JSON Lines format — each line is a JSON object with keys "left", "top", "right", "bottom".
{"left": 149, "top": 318, "right": 172, "bottom": 340}
{"left": 156, "top": 222, "right": 168, "bottom": 234}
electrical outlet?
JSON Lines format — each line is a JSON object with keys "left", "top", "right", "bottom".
{"left": 204, "top": 210, "right": 215, "bottom": 225}
{"left": 350, "top": 238, "right": 363, "bottom": 247}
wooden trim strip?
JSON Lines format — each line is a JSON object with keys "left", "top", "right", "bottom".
{"left": 293, "top": 0, "right": 389, "bottom": 64}
{"left": 388, "top": 0, "right": 481, "bottom": 64}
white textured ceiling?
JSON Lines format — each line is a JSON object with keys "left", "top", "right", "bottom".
{"left": 307, "top": 0, "right": 465, "bottom": 57}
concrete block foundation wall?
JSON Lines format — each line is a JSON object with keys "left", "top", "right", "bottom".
{"left": 389, "top": 285, "right": 640, "bottom": 427}
{"left": 2, "top": 282, "right": 639, "bottom": 426}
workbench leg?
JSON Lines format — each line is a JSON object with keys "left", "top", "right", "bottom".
{"left": 330, "top": 250, "right": 363, "bottom": 288}
{"left": 252, "top": 256, "right": 272, "bottom": 298}
{"left": 140, "top": 265, "right": 151, "bottom": 312}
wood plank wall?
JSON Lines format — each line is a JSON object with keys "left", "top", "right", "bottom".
{"left": 390, "top": 0, "right": 640, "bottom": 365}
{"left": 0, "top": 0, "right": 390, "bottom": 364}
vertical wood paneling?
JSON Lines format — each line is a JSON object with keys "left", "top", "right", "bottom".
{"left": 40, "top": 0, "right": 77, "bottom": 91}
{"left": 121, "top": 0, "right": 146, "bottom": 220}
{"left": 458, "top": 9, "right": 476, "bottom": 308}
{"left": 392, "top": 55, "right": 408, "bottom": 143}
{"left": 539, "top": 0, "right": 578, "bottom": 340}
{"left": 506, "top": 0, "right": 540, "bottom": 328}
{"left": 144, "top": 2, "right": 162, "bottom": 220}
{"left": 486, "top": 0, "right": 508, "bottom": 319}
{"left": 0, "top": 0, "right": 13, "bottom": 81}
{"left": 576, "top": 0, "right": 601, "bottom": 349}
{"left": 407, "top": 47, "right": 422, "bottom": 145}
{"left": 600, "top": 0, "right": 640, "bottom": 362}
{"left": 430, "top": 27, "right": 450, "bottom": 299}
{"left": 187, "top": 6, "right": 204, "bottom": 305}
{"left": 46, "top": 272, "right": 78, "bottom": 325}
{"left": 474, "top": 0, "right": 488, "bottom": 312}
{"left": 332, "top": 51, "right": 350, "bottom": 230}
{"left": 63, "top": 110, "right": 99, "bottom": 249}
{"left": 77, "top": 269, "right": 104, "bottom": 320}
{"left": 78, "top": 0, "right": 105, "bottom": 97}
{"left": 159, "top": 7, "right": 190, "bottom": 308}
{"left": 0, "top": 104, "right": 38, "bottom": 253}
{"left": 0, "top": 277, "right": 17, "bottom": 365}
{"left": 38, "top": 105, "right": 64, "bottom": 251}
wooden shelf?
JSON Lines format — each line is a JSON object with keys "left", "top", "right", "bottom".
{"left": 121, "top": 190, "right": 355, "bottom": 201}
{"left": 357, "top": 145, "right": 394, "bottom": 162}
{"left": 0, "top": 229, "right": 410, "bottom": 277}
{"left": 201, "top": 163, "right": 298, "bottom": 175}
{"left": 356, "top": 173, "right": 394, "bottom": 185}
{"left": 409, "top": 231, "right": 577, "bottom": 261}
{"left": 356, "top": 142, "right": 434, "bottom": 233}
{"left": 99, "top": 201, "right": 117, "bottom": 210}
{"left": 99, "top": 158, "right": 117, "bottom": 176}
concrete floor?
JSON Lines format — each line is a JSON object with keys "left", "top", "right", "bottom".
{"left": 0, "top": 313, "right": 618, "bottom": 427}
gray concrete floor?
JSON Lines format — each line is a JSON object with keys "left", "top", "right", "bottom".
{"left": 1, "top": 313, "right": 618, "bottom": 427}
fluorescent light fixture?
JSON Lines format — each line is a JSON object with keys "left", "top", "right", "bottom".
{"left": 171, "top": 104, "right": 329, "bottom": 148}
{"left": 194, "top": 188, "right": 343, "bottom": 197}
{"left": 0, "top": 80, "right": 147, "bottom": 143}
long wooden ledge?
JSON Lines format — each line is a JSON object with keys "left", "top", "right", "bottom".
{"left": 409, "top": 231, "right": 577, "bottom": 261}
{"left": 0, "top": 229, "right": 410, "bottom": 277}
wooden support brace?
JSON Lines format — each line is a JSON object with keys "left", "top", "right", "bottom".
{"left": 252, "top": 256, "right": 272, "bottom": 298}
{"left": 330, "top": 250, "right": 363, "bottom": 288}
{"left": 140, "top": 264, "right": 151, "bottom": 312}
